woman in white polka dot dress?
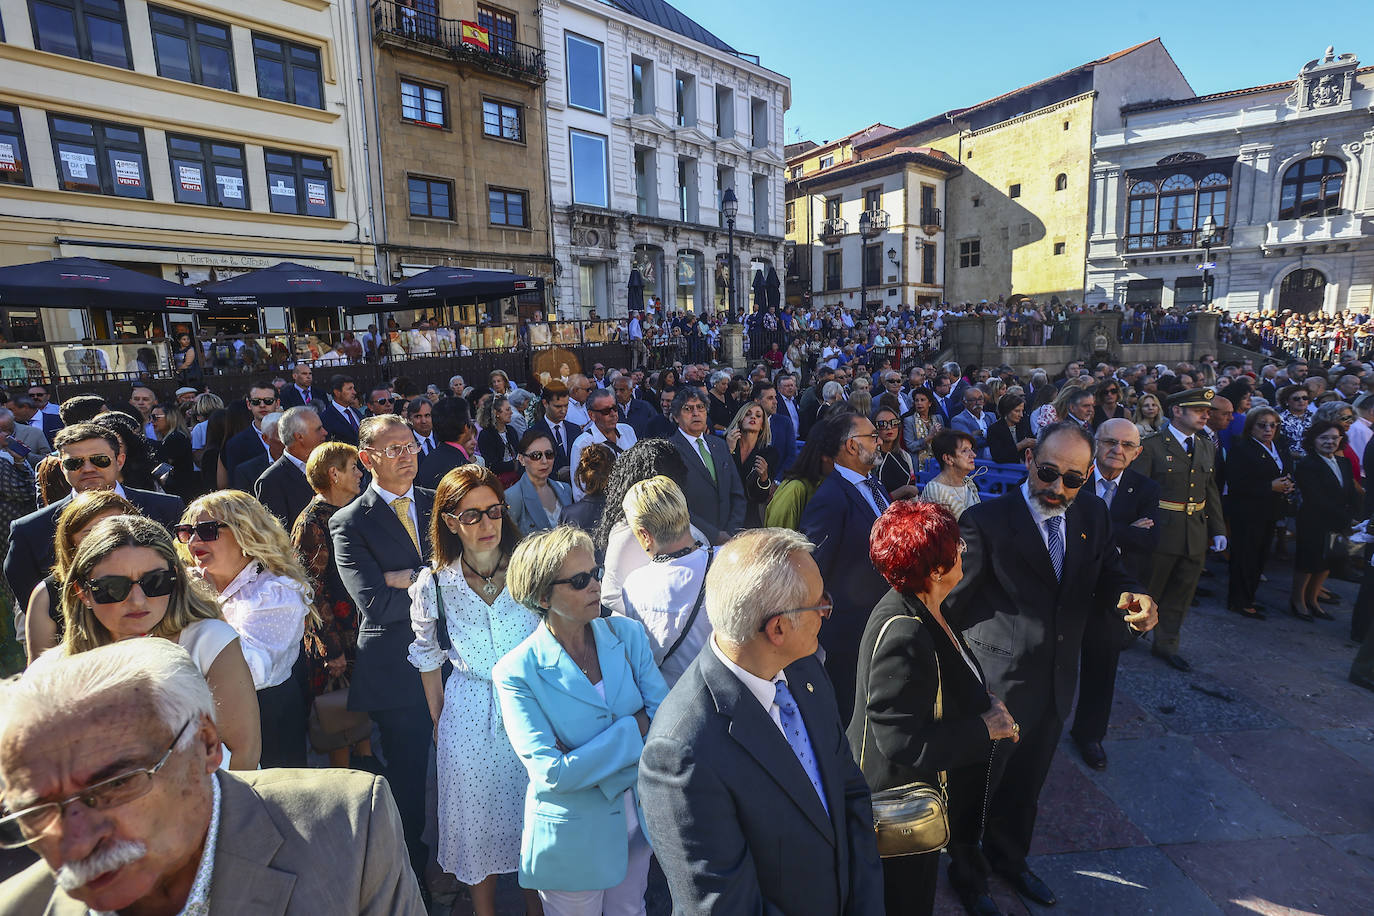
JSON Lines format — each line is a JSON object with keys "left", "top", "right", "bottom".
{"left": 409, "top": 466, "right": 541, "bottom": 916}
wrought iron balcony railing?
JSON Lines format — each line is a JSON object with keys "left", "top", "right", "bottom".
{"left": 920, "top": 207, "right": 942, "bottom": 229}
{"left": 372, "top": 1, "right": 546, "bottom": 81}
{"left": 819, "top": 217, "right": 847, "bottom": 241}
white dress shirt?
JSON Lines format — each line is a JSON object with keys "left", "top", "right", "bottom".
{"left": 566, "top": 398, "right": 590, "bottom": 431}
{"left": 835, "top": 464, "right": 885, "bottom": 517}
{"left": 371, "top": 480, "right": 418, "bottom": 532}
{"left": 709, "top": 634, "right": 788, "bottom": 735}
{"left": 206, "top": 562, "right": 310, "bottom": 690}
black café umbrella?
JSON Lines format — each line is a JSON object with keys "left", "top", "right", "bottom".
{"left": 765, "top": 265, "right": 781, "bottom": 310}
{"left": 389, "top": 266, "right": 543, "bottom": 313}
{"left": 0, "top": 256, "right": 206, "bottom": 311}
{"left": 628, "top": 268, "right": 645, "bottom": 313}
{"left": 202, "top": 262, "right": 401, "bottom": 311}
{"left": 752, "top": 268, "right": 767, "bottom": 310}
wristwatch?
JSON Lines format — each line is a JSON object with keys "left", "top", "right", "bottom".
{"left": 409, "top": 567, "right": 422, "bottom": 585}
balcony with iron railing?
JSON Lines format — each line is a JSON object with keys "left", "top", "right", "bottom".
{"left": 859, "top": 209, "right": 890, "bottom": 234}
{"left": 1122, "top": 225, "right": 1229, "bottom": 256}
{"left": 372, "top": 0, "right": 546, "bottom": 83}
{"left": 819, "top": 217, "right": 847, "bottom": 242}
{"left": 920, "top": 207, "right": 942, "bottom": 231}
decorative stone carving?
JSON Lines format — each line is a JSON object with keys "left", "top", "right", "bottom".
{"left": 1157, "top": 151, "right": 1206, "bottom": 165}
{"left": 1290, "top": 47, "right": 1359, "bottom": 112}
{"left": 1312, "top": 137, "right": 1328, "bottom": 156}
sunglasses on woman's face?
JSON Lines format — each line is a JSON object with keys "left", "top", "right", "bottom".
{"left": 524, "top": 450, "right": 556, "bottom": 461}
{"left": 552, "top": 565, "right": 604, "bottom": 591}
{"left": 444, "top": 504, "right": 507, "bottom": 526}
{"left": 874, "top": 419, "right": 901, "bottom": 431}
{"left": 173, "top": 520, "right": 229, "bottom": 543}
{"left": 85, "top": 568, "right": 177, "bottom": 604}
{"left": 60, "top": 454, "right": 114, "bottom": 472}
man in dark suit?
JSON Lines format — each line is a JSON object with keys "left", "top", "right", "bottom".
{"left": 1068, "top": 418, "right": 1161, "bottom": 770}
{"left": 221, "top": 381, "right": 280, "bottom": 477}
{"left": 330, "top": 414, "right": 435, "bottom": 899}
{"left": 946, "top": 423, "right": 1157, "bottom": 911}
{"left": 612, "top": 374, "right": 656, "bottom": 437}
{"left": 256, "top": 406, "right": 327, "bottom": 529}
{"left": 777, "top": 372, "right": 804, "bottom": 444}
{"left": 753, "top": 379, "right": 796, "bottom": 480}
{"left": 639, "top": 529, "right": 884, "bottom": 916}
{"left": 931, "top": 373, "right": 956, "bottom": 425}
{"left": 799, "top": 410, "right": 888, "bottom": 724}
{"left": 402, "top": 397, "right": 436, "bottom": 458}
{"left": 643, "top": 387, "right": 678, "bottom": 440}
{"left": 528, "top": 381, "right": 580, "bottom": 482}
{"left": 797, "top": 366, "right": 835, "bottom": 440}
{"left": 321, "top": 374, "right": 364, "bottom": 446}
{"left": 231, "top": 412, "right": 282, "bottom": 492}
{"left": 416, "top": 397, "right": 471, "bottom": 490}
{"left": 5, "top": 424, "right": 184, "bottom": 605}
{"left": 278, "top": 363, "right": 318, "bottom": 409}
{"left": 668, "top": 388, "right": 745, "bottom": 545}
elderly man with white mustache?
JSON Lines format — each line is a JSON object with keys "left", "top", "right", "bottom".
{"left": 0, "top": 638, "right": 424, "bottom": 915}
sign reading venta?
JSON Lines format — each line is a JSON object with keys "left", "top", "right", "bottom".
{"left": 460, "top": 21, "right": 490, "bottom": 51}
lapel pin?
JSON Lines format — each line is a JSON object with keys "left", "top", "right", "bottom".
{"left": 1080, "top": 533, "right": 1087, "bottom": 540}
{"left": 806, "top": 683, "right": 814, "bottom": 693}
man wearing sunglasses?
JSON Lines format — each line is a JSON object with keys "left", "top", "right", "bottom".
{"left": 569, "top": 389, "right": 637, "bottom": 501}
{"left": 0, "top": 638, "right": 425, "bottom": 915}
{"left": 945, "top": 423, "right": 1156, "bottom": 911}
{"left": 221, "top": 381, "right": 279, "bottom": 478}
{"left": 4, "top": 423, "right": 183, "bottom": 613}
{"left": 1129, "top": 388, "right": 1225, "bottom": 673}
{"left": 329, "top": 414, "right": 435, "bottom": 899}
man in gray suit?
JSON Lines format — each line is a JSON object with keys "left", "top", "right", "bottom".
{"left": 668, "top": 388, "right": 745, "bottom": 545}
{"left": 639, "top": 529, "right": 884, "bottom": 915}
{"left": 0, "top": 638, "right": 424, "bottom": 915}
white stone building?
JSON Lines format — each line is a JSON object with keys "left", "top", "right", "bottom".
{"left": 538, "top": 0, "right": 790, "bottom": 319}
{"left": 1086, "top": 48, "right": 1374, "bottom": 315}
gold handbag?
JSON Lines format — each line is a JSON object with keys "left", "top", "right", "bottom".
{"left": 858, "top": 614, "right": 950, "bottom": 858}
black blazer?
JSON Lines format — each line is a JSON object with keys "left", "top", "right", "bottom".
{"left": 4, "top": 487, "right": 185, "bottom": 606}
{"left": 477, "top": 425, "right": 521, "bottom": 477}
{"left": 278, "top": 385, "right": 317, "bottom": 409}
{"left": 528, "top": 418, "right": 582, "bottom": 475}
{"left": 670, "top": 430, "right": 746, "bottom": 543}
{"left": 639, "top": 649, "right": 884, "bottom": 916}
{"left": 986, "top": 417, "right": 1033, "bottom": 465}
{"left": 222, "top": 426, "right": 269, "bottom": 477}
{"left": 1227, "top": 437, "right": 1294, "bottom": 525}
{"left": 1085, "top": 467, "right": 1161, "bottom": 582}
{"left": 254, "top": 454, "right": 313, "bottom": 529}
{"left": 617, "top": 397, "right": 657, "bottom": 437}
{"left": 416, "top": 442, "right": 470, "bottom": 490}
{"left": 329, "top": 485, "right": 435, "bottom": 712}
{"left": 1295, "top": 454, "right": 1358, "bottom": 542}
{"left": 947, "top": 489, "right": 1138, "bottom": 724}
{"left": 847, "top": 590, "right": 992, "bottom": 793}
{"left": 231, "top": 452, "right": 271, "bottom": 494}
{"left": 320, "top": 401, "right": 362, "bottom": 446}
{"left": 157, "top": 430, "right": 199, "bottom": 502}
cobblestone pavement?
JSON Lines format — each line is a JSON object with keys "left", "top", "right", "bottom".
{"left": 5, "top": 555, "right": 1371, "bottom": 916}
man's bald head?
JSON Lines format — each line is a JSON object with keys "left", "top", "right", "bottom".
{"left": 1207, "top": 396, "right": 1234, "bottom": 432}
{"left": 1094, "top": 418, "right": 1142, "bottom": 475}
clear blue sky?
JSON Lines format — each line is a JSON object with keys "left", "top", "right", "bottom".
{"left": 673, "top": 0, "right": 1374, "bottom": 145}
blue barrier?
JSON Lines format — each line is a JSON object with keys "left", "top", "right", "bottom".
{"left": 914, "top": 460, "right": 1027, "bottom": 496}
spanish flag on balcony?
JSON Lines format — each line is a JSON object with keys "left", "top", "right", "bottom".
{"left": 461, "top": 21, "right": 490, "bottom": 51}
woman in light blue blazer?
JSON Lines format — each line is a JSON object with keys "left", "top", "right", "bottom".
{"left": 495, "top": 526, "right": 668, "bottom": 916}
{"left": 505, "top": 430, "right": 574, "bottom": 536}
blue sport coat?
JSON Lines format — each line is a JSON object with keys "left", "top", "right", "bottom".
{"left": 770, "top": 409, "right": 798, "bottom": 480}
{"left": 506, "top": 473, "right": 574, "bottom": 535}
{"left": 494, "top": 615, "right": 668, "bottom": 892}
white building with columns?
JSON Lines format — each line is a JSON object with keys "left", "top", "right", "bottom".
{"left": 538, "top": 0, "right": 790, "bottom": 319}
{"left": 1086, "top": 48, "right": 1374, "bottom": 315}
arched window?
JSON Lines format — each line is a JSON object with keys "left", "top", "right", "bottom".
{"left": 1124, "top": 171, "right": 1229, "bottom": 252}
{"left": 1279, "top": 156, "right": 1345, "bottom": 220}
{"left": 1054, "top": 173, "right": 1067, "bottom": 191}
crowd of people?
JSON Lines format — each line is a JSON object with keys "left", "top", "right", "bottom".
{"left": 3, "top": 318, "right": 1374, "bottom": 916}
{"left": 1222, "top": 308, "right": 1374, "bottom": 363}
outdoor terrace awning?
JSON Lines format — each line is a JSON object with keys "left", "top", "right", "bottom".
{"left": 0, "top": 257, "right": 207, "bottom": 312}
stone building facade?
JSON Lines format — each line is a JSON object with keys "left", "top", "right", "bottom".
{"left": 356, "top": 0, "right": 553, "bottom": 323}
{"left": 1086, "top": 49, "right": 1374, "bottom": 315}
{"left": 539, "top": 0, "right": 790, "bottom": 319}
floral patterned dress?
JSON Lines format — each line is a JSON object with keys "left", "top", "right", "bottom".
{"left": 291, "top": 496, "right": 359, "bottom": 697}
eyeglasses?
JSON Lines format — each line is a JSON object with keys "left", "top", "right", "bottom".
{"left": 443, "top": 503, "right": 507, "bottom": 526}
{"left": 150, "top": 413, "right": 166, "bottom": 421}
{"left": 552, "top": 565, "right": 604, "bottom": 591}
{"left": 874, "top": 419, "right": 902, "bottom": 430}
{"left": 370, "top": 396, "right": 393, "bottom": 405}
{"left": 1253, "top": 422, "right": 1277, "bottom": 430}
{"left": 84, "top": 568, "right": 178, "bottom": 604}
{"left": 1095, "top": 437, "right": 1141, "bottom": 452}
{"left": 368, "top": 442, "right": 421, "bottom": 460}
{"left": 60, "top": 454, "right": 114, "bottom": 472}
{"left": 1032, "top": 458, "right": 1089, "bottom": 490}
{"left": 523, "top": 450, "right": 556, "bottom": 461}
{"left": 758, "top": 591, "right": 834, "bottom": 632}
{"left": 0, "top": 721, "right": 189, "bottom": 849}
{"left": 173, "top": 520, "right": 229, "bottom": 543}
{"left": 846, "top": 431, "right": 881, "bottom": 443}
{"left": 247, "top": 397, "right": 277, "bottom": 407}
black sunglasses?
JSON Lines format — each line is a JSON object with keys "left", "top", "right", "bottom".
{"left": 1032, "top": 459, "right": 1089, "bottom": 490}
{"left": 523, "top": 449, "right": 556, "bottom": 461}
{"left": 247, "top": 396, "right": 278, "bottom": 406}
{"left": 85, "top": 568, "right": 177, "bottom": 604}
{"left": 552, "top": 565, "right": 604, "bottom": 591}
{"left": 443, "top": 504, "right": 507, "bottom": 526}
{"left": 61, "top": 454, "right": 114, "bottom": 472}
{"left": 173, "top": 520, "right": 229, "bottom": 543}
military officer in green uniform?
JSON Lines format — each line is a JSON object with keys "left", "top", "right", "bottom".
{"left": 1129, "top": 388, "right": 1226, "bottom": 671}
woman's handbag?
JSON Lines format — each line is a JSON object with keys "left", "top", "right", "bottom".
{"left": 856, "top": 614, "right": 950, "bottom": 857}
{"left": 307, "top": 676, "right": 372, "bottom": 753}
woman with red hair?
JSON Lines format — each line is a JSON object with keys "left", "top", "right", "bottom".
{"left": 848, "top": 500, "right": 1019, "bottom": 916}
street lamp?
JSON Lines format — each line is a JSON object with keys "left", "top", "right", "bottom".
{"left": 1200, "top": 215, "right": 1218, "bottom": 308}
{"left": 722, "top": 187, "right": 739, "bottom": 322}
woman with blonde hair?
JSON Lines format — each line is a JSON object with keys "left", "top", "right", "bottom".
{"left": 292, "top": 441, "right": 374, "bottom": 768}
{"left": 409, "top": 465, "right": 540, "bottom": 916}
{"left": 59, "top": 514, "right": 260, "bottom": 769}
{"left": 24, "top": 489, "right": 137, "bottom": 660}
{"left": 725, "top": 401, "right": 778, "bottom": 528}
{"left": 178, "top": 489, "right": 313, "bottom": 767}
{"left": 1134, "top": 392, "right": 1165, "bottom": 438}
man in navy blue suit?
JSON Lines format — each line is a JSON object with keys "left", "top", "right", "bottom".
{"left": 320, "top": 374, "right": 364, "bottom": 446}
{"left": 612, "top": 373, "right": 656, "bottom": 437}
{"left": 1069, "top": 418, "right": 1160, "bottom": 770}
{"left": 221, "top": 380, "right": 280, "bottom": 478}
{"left": 800, "top": 409, "right": 889, "bottom": 724}
{"left": 753, "top": 379, "right": 796, "bottom": 480}
{"left": 278, "top": 363, "right": 318, "bottom": 409}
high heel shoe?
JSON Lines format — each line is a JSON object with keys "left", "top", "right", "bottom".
{"left": 1289, "top": 603, "right": 1314, "bottom": 622}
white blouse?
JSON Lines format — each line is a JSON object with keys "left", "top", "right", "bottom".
{"left": 205, "top": 563, "right": 310, "bottom": 691}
